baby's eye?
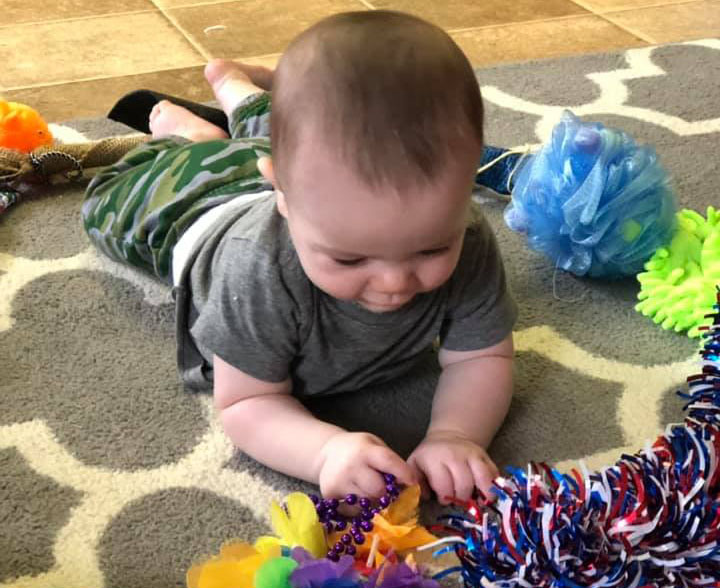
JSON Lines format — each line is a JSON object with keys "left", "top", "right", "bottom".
{"left": 334, "top": 257, "right": 366, "bottom": 266}
{"left": 419, "top": 247, "right": 449, "bottom": 256}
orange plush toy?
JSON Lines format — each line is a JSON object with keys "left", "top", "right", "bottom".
{"left": 0, "top": 100, "right": 53, "bottom": 153}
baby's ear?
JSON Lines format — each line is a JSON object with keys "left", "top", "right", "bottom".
{"left": 275, "top": 190, "right": 288, "bottom": 218}
{"left": 257, "top": 156, "right": 276, "bottom": 186}
{"left": 258, "top": 156, "right": 288, "bottom": 218}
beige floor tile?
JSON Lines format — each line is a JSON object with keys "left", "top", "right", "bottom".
{"left": 604, "top": 0, "right": 720, "bottom": 43}
{"left": 152, "top": 0, "right": 204, "bottom": 7}
{"left": 369, "top": 0, "right": 588, "bottom": 30}
{"left": 1, "top": 67, "right": 213, "bottom": 123}
{"left": 148, "top": 0, "right": 229, "bottom": 7}
{"left": 0, "top": 54, "right": 281, "bottom": 123}
{"left": 241, "top": 54, "right": 283, "bottom": 70}
{"left": 452, "top": 15, "right": 647, "bottom": 67}
{"left": 0, "top": 12, "right": 204, "bottom": 89}
{"left": 572, "top": 0, "right": 697, "bottom": 11}
{"left": 2, "top": 0, "right": 154, "bottom": 26}
{"left": 167, "top": 0, "right": 369, "bottom": 59}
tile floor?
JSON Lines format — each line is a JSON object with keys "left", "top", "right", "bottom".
{"left": 1, "top": 0, "right": 718, "bottom": 122}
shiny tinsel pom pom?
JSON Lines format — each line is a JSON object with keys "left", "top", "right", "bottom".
{"left": 439, "top": 288, "right": 720, "bottom": 587}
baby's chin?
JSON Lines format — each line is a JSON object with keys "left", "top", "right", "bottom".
{"left": 356, "top": 297, "right": 414, "bottom": 313}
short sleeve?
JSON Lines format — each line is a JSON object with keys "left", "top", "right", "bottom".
{"left": 189, "top": 234, "right": 309, "bottom": 383}
{"left": 439, "top": 215, "right": 517, "bottom": 351}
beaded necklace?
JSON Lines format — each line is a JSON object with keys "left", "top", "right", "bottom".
{"left": 309, "top": 473, "right": 400, "bottom": 561}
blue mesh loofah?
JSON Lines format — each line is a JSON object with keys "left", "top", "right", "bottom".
{"left": 504, "top": 111, "right": 677, "bottom": 278}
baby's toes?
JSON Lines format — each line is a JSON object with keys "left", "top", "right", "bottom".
{"left": 148, "top": 100, "right": 168, "bottom": 132}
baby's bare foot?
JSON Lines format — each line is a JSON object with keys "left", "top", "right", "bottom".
{"left": 204, "top": 58, "right": 273, "bottom": 117}
{"left": 148, "top": 100, "right": 229, "bottom": 141}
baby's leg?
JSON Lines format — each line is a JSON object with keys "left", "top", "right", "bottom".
{"left": 204, "top": 58, "right": 273, "bottom": 119}
{"left": 83, "top": 136, "right": 270, "bottom": 282}
{"left": 84, "top": 66, "right": 274, "bottom": 282}
{"left": 146, "top": 59, "right": 272, "bottom": 142}
{"left": 148, "top": 101, "right": 229, "bottom": 141}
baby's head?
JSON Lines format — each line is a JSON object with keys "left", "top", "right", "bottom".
{"left": 259, "top": 10, "right": 484, "bottom": 312}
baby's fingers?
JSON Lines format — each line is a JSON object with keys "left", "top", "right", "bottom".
{"left": 422, "top": 463, "right": 455, "bottom": 505}
{"left": 470, "top": 456, "right": 500, "bottom": 498}
{"left": 352, "top": 467, "right": 389, "bottom": 498}
{"left": 448, "top": 462, "right": 475, "bottom": 502}
{"left": 366, "top": 445, "right": 417, "bottom": 488}
{"left": 407, "top": 461, "right": 431, "bottom": 500}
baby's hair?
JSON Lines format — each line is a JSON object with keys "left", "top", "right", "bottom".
{"left": 270, "top": 10, "right": 484, "bottom": 190}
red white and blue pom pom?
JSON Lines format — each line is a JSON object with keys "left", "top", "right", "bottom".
{"left": 434, "top": 287, "right": 720, "bottom": 587}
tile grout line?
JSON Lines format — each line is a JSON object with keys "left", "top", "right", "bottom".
{"left": 139, "top": 0, "right": 298, "bottom": 10}
{"left": 144, "top": 0, "right": 239, "bottom": 10}
{"left": 1, "top": 63, "right": 206, "bottom": 93}
{"left": 593, "top": 0, "right": 711, "bottom": 45}
{"left": 597, "top": 13, "right": 659, "bottom": 44}
{"left": 566, "top": 0, "right": 603, "bottom": 12}
{"left": 445, "top": 12, "right": 617, "bottom": 35}
{"left": 1, "top": 52, "right": 284, "bottom": 93}
{"left": 0, "top": 7, "right": 159, "bottom": 30}
{"left": 151, "top": 0, "right": 214, "bottom": 61}
{"left": 568, "top": 0, "right": 701, "bottom": 11}
{"left": 565, "top": 0, "right": 659, "bottom": 44}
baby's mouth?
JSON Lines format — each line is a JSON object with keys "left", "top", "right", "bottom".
{"left": 358, "top": 296, "right": 413, "bottom": 312}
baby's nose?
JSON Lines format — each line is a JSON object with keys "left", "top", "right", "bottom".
{"left": 375, "top": 266, "right": 415, "bottom": 294}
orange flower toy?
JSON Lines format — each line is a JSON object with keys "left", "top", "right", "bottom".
{"left": 0, "top": 100, "right": 53, "bottom": 153}
{"left": 329, "top": 485, "right": 437, "bottom": 568}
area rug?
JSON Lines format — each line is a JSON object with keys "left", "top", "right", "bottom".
{"left": 2, "top": 38, "right": 719, "bottom": 588}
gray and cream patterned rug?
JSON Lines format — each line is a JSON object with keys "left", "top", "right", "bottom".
{"left": 2, "top": 39, "right": 719, "bottom": 588}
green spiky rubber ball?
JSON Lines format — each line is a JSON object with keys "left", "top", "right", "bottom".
{"left": 636, "top": 207, "right": 720, "bottom": 337}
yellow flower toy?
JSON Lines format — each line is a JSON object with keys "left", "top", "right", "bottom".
{"left": 255, "top": 492, "right": 327, "bottom": 558}
{"left": 187, "top": 492, "right": 327, "bottom": 588}
{"left": 186, "top": 484, "right": 441, "bottom": 588}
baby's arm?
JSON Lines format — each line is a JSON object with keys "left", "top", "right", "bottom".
{"left": 213, "top": 354, "right": 416, "bottom": 498}
{"left": 408, "top": 333, "right": 514, "bottom": 503}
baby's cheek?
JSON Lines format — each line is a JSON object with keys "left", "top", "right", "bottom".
{"left": 306, "top": 264, "right": 363, "bottom": 300}
{"left": 324, "top": 272, "right": 364, "bottom": 299}
{"left": 419, "top": 258, "right": 457, "bottom": 291}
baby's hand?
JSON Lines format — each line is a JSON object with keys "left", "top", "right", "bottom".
{"left": 317, "top": 432, "right": 416, "bottom": 499}
{"left": 408, "top": 431, "right": 499, "bottom": 504}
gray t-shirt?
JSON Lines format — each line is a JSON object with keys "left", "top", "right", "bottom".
{"left": 174, "top": 194, "right": 517, "bottom": 396}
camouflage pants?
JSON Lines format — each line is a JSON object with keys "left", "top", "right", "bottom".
{"left": 82, "top": 92, "right": 272, "bottom": 283}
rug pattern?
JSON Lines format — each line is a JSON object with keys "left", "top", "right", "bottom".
{"left": 1, "top": 39, "right": 719, "bottom": 588}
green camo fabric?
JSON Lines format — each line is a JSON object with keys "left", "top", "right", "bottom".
{"left": 82, "top": 92, "right": 272, "bottom": 282}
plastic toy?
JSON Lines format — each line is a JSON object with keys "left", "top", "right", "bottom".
{"left": 0, "top": 135, "right": 146, "bottom": 215}
{"left": 636, "top": 207, "right": 720, "bottom": 337}
{"left": 429, "top": 289, "right": 720, "bottom": 587}
{"left": 501, "top": 111, "right": 677, "bottom": 279}
{"left": 0, "top": 100, "right": 53, "bottom": 153}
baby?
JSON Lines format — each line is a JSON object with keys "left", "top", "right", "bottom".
{"left": 83, "top": 10, "right": 517, "bottom": 504}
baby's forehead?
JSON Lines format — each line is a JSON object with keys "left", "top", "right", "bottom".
{"left": 302, "top": 207, "right": 468, "bottom": 261}
{"left": 284, "top": 163, "right": 472, "bottom": 253}
{"left": 283, "top": 125, "right": 481, "bottom": 194}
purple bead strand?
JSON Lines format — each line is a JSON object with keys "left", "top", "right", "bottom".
{"left": 310, "top": 472, "right": 400, "bottom": 561}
